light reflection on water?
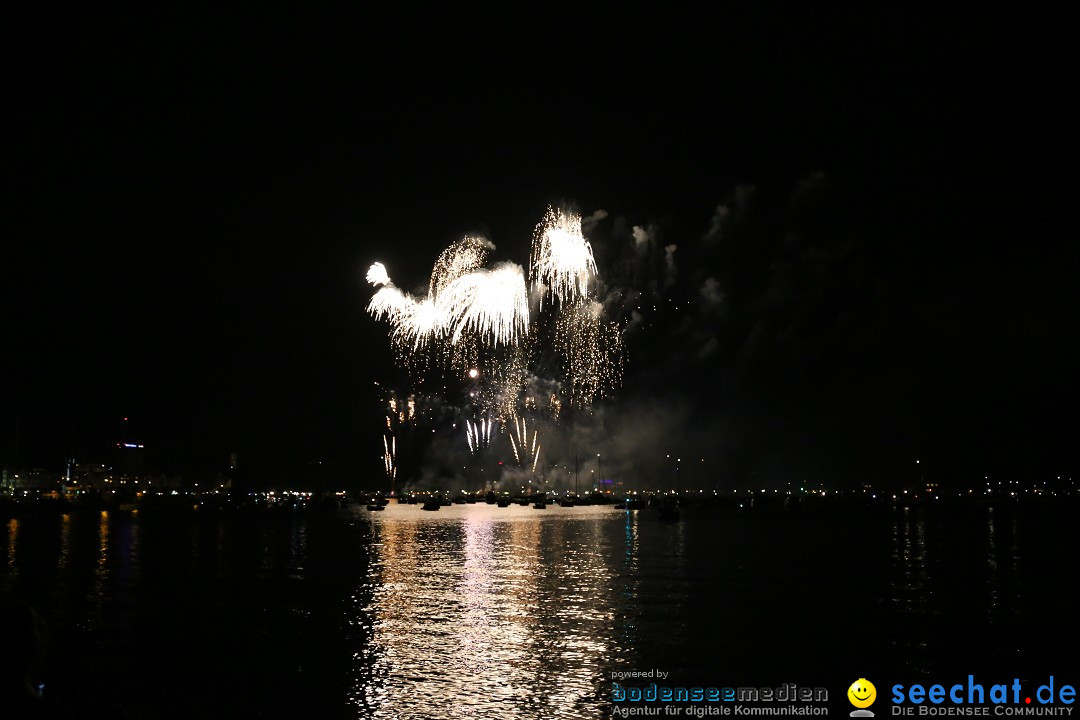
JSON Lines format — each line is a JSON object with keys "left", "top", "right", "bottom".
{"left": 2, "top": 517, "right": 18, "bottom": 594}
{"left": 0, "top": 502, "right": 1075, "bottom": 719}
{"left": 349, "top": 506, "right": 622, "bottom": 719}
{"left": 88, "top": 510, "right": 112, "bottom": 630}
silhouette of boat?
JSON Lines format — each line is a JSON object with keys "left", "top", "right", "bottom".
{"left": 422, "top": 499, "right": 441, "bottom": 511}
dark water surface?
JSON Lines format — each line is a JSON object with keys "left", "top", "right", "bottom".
{"left": 2, "top": 503, "right": 1076, "bottom": 718}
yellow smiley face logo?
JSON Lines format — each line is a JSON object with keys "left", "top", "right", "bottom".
{"left": 848, "top": 679, "right": 876, "bottom": 708}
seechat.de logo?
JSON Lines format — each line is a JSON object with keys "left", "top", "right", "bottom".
{"left": 849, "top": 679, "right": 878, "bottom": 718}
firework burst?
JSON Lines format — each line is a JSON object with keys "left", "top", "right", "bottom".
{"left": 530, "top": 207, "right": 597, "bottom": 309}
{"left": 366, "top": 256, "right": 528, "bottom": 362}
{"left": 366, "top": 205, "right": 625, "bottom": 485}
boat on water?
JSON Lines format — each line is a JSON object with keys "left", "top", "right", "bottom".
{"left": 532, "top": 500, "right": 547, "bottom": 509}
{"left": 496, "top": 498, "right": 511, "bottom": 507}
{"left": 421, "top": 499, "right": 441, "bottom": 511}
{"left": 366, "top": 503, "right": 385, "bottom": 511}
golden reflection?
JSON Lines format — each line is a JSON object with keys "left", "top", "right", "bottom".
{"left": 97, "top": 511, "right": 110, "bottom": 575}
{"left": 538, "top": 514, "right": 617, "bottom": 716}
{"left": 2, "top": 518, "right": 18, "bottom": 593}
{"left": 87, "top": 511, "right": 111, "bottom": 628}
{"left": 50, "top": 513, "right": 74, "bottom": 609}
{"left": 57, "top": 513, "right": 72, "bottom": 574}
{"left": 616, "top": 511, "right": 639, "bottom": 655}
{"left": 5, "top": 517, "right": 17, "bottom": 570}
{"left": 349, "top": 506, "right": 619, "bottom": 719}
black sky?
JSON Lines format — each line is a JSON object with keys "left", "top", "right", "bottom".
{"left": 3, "top": 5, "right": 1076, "bottom": 485}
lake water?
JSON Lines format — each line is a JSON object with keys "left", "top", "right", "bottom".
{"left": 1, "top": 502, "right": 1076, "bottom": 718}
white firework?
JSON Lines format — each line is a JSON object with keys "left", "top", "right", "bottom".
{"left": 383, "top": 434, "right": 396, "bottom": 479}
{"left": 366, "top": 262, "right": 391, "bottom": 287}
{"left": 466, "top": 417, "right": 495, "bottom": 453}
{"left": 440, "top": 263, "right": 530, "bottom": 347}
{"left": 429, "top": 236, "right": 493, "bottom": 297}
{"left": 366, "top": 254, "right": 529, "bottom": 353}
{"left": 531, "top": 207, "right": 597, "bottom": 308}
{"left": 509, "top": 417, "right": 541, "bottom": 472}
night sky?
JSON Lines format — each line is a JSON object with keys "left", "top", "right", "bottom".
{"left": 3, "top": 5, "right": 1076, "bottom": 487}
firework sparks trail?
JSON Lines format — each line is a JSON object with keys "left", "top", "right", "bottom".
{"left": 466, "top": 417, "right": 495, "bottom": 454}
{"left": 380, "top": 390, "right": 430, "bottom": 491}
{"left": 530, "top": 207, "right": 597, "bottom": 309}
{"left": 430, "top": 236, "right": 493, "bottom": 296}
{"left": 554, "top": 300, "right": 625, "bottom": 407}
{"left": 383, "top": 434, "right": 396, "bottom": 480}
{"left": 509, "top": 417, "right": 542, "bottom": 472}
{"left": 366, "top": 260, "right": 529, "bottom": 352}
